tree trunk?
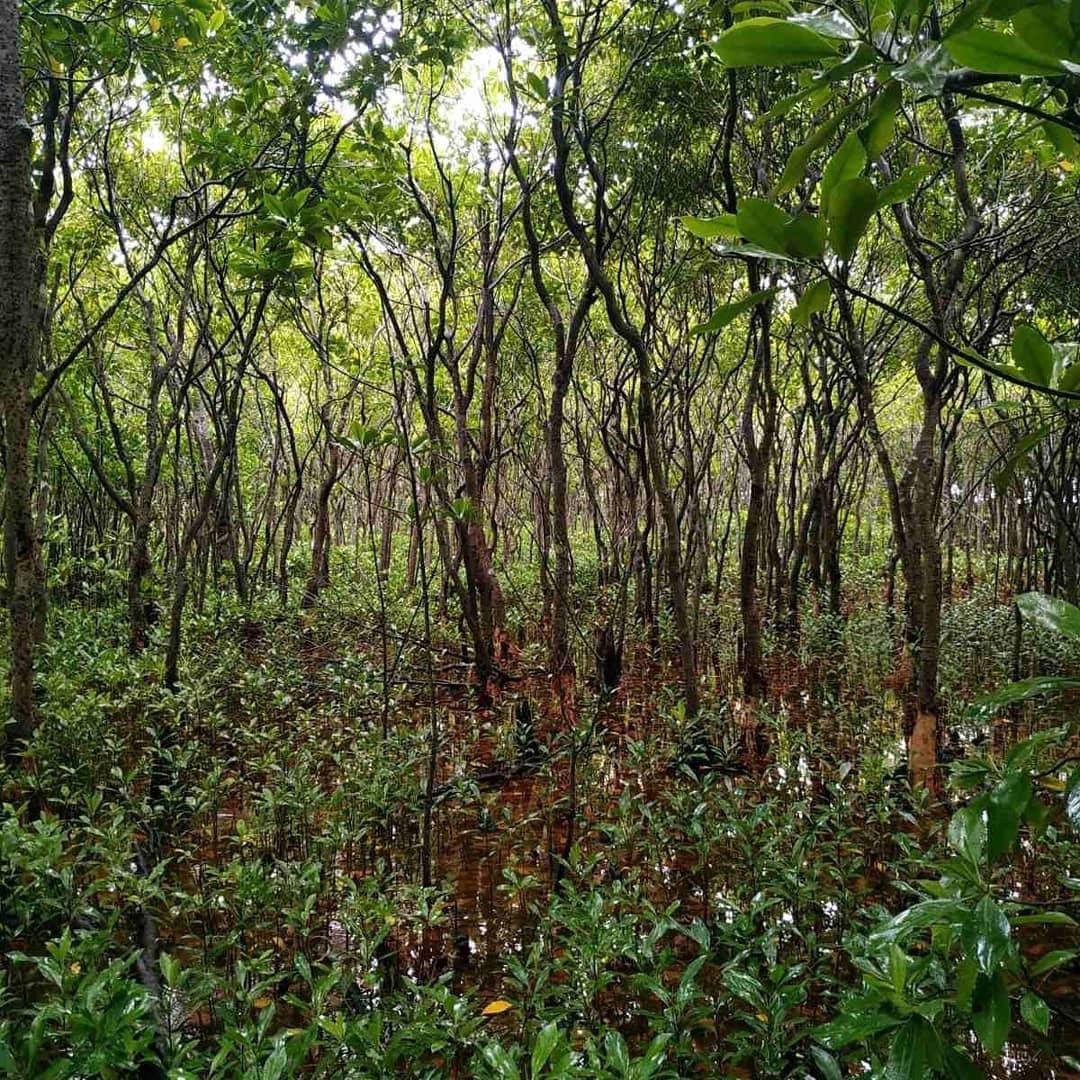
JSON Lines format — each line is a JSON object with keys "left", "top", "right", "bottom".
{"left": 1, "top": 2, "right": 47, "bottom": 763}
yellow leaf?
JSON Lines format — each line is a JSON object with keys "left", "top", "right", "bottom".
{"left": 48, "top": 55, "right": 62, "bottom": 75}
{"left": 175, "top": 35, "right": 192, "bottom": 48}
{"left": 755, "top": 1011, "right": 769, "bottom": 1022}
{"left": 253, "top": 997, "right": 272, "bottom": 1009}
{"left": 1060, "top": 159, "right": 1074, "bottom": 172}
{"left": 69, "top": 962, "right": 81, "bottom": 975}
{"left": 481, "top": 999, "right": 513, "bottom": 1016}
{"left": 149, "top": 15, "right": 161, "bottom": 32}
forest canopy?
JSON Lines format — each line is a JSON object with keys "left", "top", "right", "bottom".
{"left": 1, "top": 0, "right": 1080, "bottom": 1075}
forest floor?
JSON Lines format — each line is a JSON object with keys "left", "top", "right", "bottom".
{"left": 7, "top": 585, "right": 1080, "bottom": 1077}
{"left": 166, "top": 598, "right": 1080, "bottom": 1076}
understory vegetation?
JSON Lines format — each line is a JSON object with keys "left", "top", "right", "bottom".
{"left": 2, "top": 0, "right": 1080, "bottom": 1076}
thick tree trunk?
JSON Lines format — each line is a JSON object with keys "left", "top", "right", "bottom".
{"left": 1, "top": 3, "right": 47, "bottom": 762}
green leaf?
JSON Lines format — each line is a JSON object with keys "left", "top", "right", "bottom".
{"left": 481, "top": 1043, "right": 520, "bottom": 1080}
{"left": 971, "top": 971, "right": 1010, "bottom": 1055}
{"left": 877, "top": 164, "right": 934, "bottom": 208}
{"left": 1012, "top": 911, "right": 1076, "bottom": 926}
{"left": 948, "top": 799, "right": 986, "bottom": 864}
{"left": 1043, "top": 120, "right": 1080, "bottom": 159}
{"left": 967, "top": 675, "right": 1080, "bottom": 718}
{"left": 863, "top": 81, "right": 903, "bottom": 159}
{"left": 820, "top": 132, "right": 866, "bottom": 213}
{"left": 723, "top": 967, "right": 767, "bottom": 1009}
{"left": 1017, "top": 591, "right": 1080, "bottom": 638}
{"left": 887, "top": 1015, "right": 940, "bottom": 1080}
{"left": 1011, "top": 324, "right": 1055, "bottom": 385}
{"left": 941, "top": 1045, "right": 983, "bottom": 1080}
{"left": 604, "top": 1030, "right": 630, "bottom": 1074}
{"left": 1059, "top": 358, "right": 1080, "bottom": 391}
{"left": 692, "top": 289, "right": 777, "bottom": 335}
{"left": 986, "top": 772, "right": 1032, "bottom": 860}
{"left": 828, "top": 177, "right": 878, "bottom": 261}
{"left": 526, "top": 71, "right": 548, "bottom": 100}
{"left": 774, "top": 103, "right": 858, "bottom": 196}
{"left": 713, "top": 17, "right": 840, "bottom": 67}
{"left": 531, "top": 1021, "right": 560, "bottom": 1075}
{"left": 784, "top": 213, "right": 827, "bottom": 258}
{"left": 808, "top": 1044, "right": 843, "bottom": 1080}
{"left": 964, "top": 896, "right": 1012, "bottom": 974}
{"left": 1019, "top": 991, "right": 1049, "bottom": 1034}
{"left": 736, "top": 198, "right": 793, "bottom": 252}
{"left": 1030, "top": 948, "right": 1077, "bottom": 975}
{"left": 788, "top": 10, "right": 859, "bottom": 39}
{"left": 1067, "top": 768, "right": 1080, "bottom": 829}
{"left": 816, "top": 996, "right": 903, "bottom": 1048}
{"left": 944, "top": 28, "right": 1065, "bottom": 75}
{"left": 895, "top": 44, "right": 954, "bottom": 94}
{"left": 792, "top": 279, "right": 831, "bottom": 326}
{"left": 870, "top": 899, "right": 970, "bottom": 945}
{"left": 1013, "top": 4, "right": 1076, "bottom": 59}
{"left": 681, "top": 214, "right": 740, "bottom": 239}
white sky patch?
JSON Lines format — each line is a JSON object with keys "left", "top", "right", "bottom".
{"left": 141, "top": 122, "right": 168, "bottom": 154}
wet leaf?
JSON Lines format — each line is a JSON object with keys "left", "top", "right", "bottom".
{"left": 971, "top": 971, "right": 1010, "bottom": 1054}
{"left": 1020, "top": 990, "right": 1049, "bottom": 1034}
{"left": 1017, "top": 592, "right": 1080, "bottom": 639}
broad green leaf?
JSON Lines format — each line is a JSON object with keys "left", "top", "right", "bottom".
{"left": 1011, "top": 324, "right": 1055, "bottom": 385}
{"left": 784, "top": 213, "right": 827, "bottom": 258}
{"left": 1059, "top": 358, "right": 1080, "bottom": 391}
{"left": 963, "top": 896, "right": 1012, "bottom": 973}
{"left": 604, "top": 1030, "right": 630, "bottom": 1073}
{"left": 1013, "top": 4, "right": 1076, "bottom": 59}
{"left": 1017, "top": 591, "right": 1080, "bottom": 638}
{"left": 887, "top": 1015, "right": 940, "bottom": 1080}
{"left": 894, "top": 44, "right": 954, "bottom": 93}
{"left": 986, "top": 772, "right": 1032, "bottom": 860}
{"left": 736, "top": 198, "right": 792, "bottom": 252}
{"left": 863, "top": 81, "right": 903, "bottom": 159}
{"left": 692, "top": 288, "right": 777, "bottom": 335}
{"left": 1011, "top": 911, "right": 1076, "bottom": 926}
{"left": 1043, "top": 121, "right": 1080, "bottom": 159}
{"left": 713, "top": 17, "right": 840, "bottom": 67}
{"left": 808, "top": 1044, "right": 843, "bottom": 1080}
{"left": 948, "top": 798, "right": 986, "bottom": 864}
{"left": 870, "top": 899, "right": 970, "bottom": 944}
{"left": 971, "top": 971, "right": 1010, "bottom": 1055}
{"left": 723, "top": 966, "right": 767, "bottom": 1009}
{"left": 774, "top": 103, "right": 858, "bottom": 197}
{"left": 941, "top": 1045, "right": 983, "bottom": 1080}
{"left": 681, "top": 214, "right": 740, "bottom": 239}
{"left": 788, "top": 10, "right": 859, "bottom": 38}
{"left": 944, "top": 28, "right": 1065, "bottom": 75}
{"left": 827, "top": 177, "right": 878, "bottom": 261}
{"left": 792, "top": 279, "right": 831, "bottom": 326}
{"left": 531, "top": 1021, "right": 560, "bottom": 1075}
{"left": 481, "top": 1043, "right": 520, "bottom": 1080}
{"left": 526, "top": 71, "right": 548, "bottom": 100}
{"left": 821, "top": 132, "right": 866, "bottom": 213}
{"left": 1030, "top": 948, "right": 1077, "bottom": 975}
{"left": 877, "top": 164, "right": 934, "bottom": 208}
{"left": 1019, "top": 991, "right": 1049, "bottom": 1034}
{"left": 816, "top": 995, "right": 903, "bottom": 1047}
{"left": 967, "top": 675, "right": 1080, "bottom": 718}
